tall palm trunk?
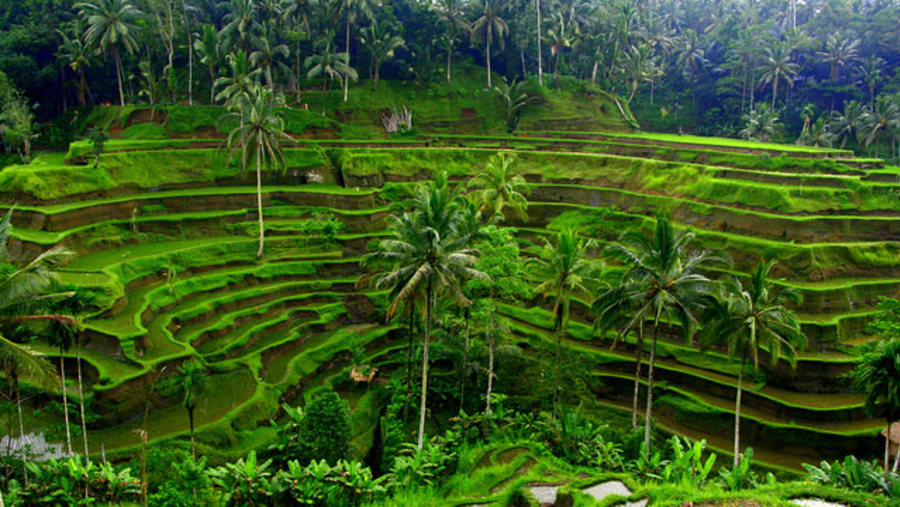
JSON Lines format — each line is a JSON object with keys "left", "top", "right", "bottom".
{"left": 771, "top": 78, "right": 778, "bottom": 108}
{"left": 485, "top": 312, "right": 495, "bottom": 415}
{"left": 321, "top": 80, "right": 328, "bottom": 116}
{"left": 893, "top": 433, "right": 899, "bottom": 473}
{"left": 486, "top": 23, "right": 492, "bottom": 88}
{"left": 402, "top": 302, "right": 415, "bottom": 420}
{"left": 459, "top": 308, "right": 470, "bottom": 412}
{"left": 77, "top": 343, "right": 89, "bottom": 456}
{"left": 644, "top": 313, "right": 662, "bottom": 454}
{"left": 15, "top": 376, "right": 27, "bottom": 482}
{"left": 733, "top": 351, "right": 747, "bottom": 468}
{"left": 417, "top": 281, "right": 433, "bottom": 450}
{"left": 256, "top": 143, "right": 265, "bottom": 258}
{"left": 536, "top": 0, "right": 543, "bottom": 87}
{"left": 209, "top": 66, "right": 216, "bottom": 104}
{"left": 183, "top": 0, "right": 193, "bottom": 106}
{"left": 189, "top": 407, "right": 195, "bottom": 459}
{"left": 343, "top": 17, "right": 351, "bottom": 102}
{"left": 446, "top": 46, "right": 452, "bottom": 82}
{"left": 114, "top": 48, "right": 125, "bottom": 106}
{"left": 885, "top": 403, "right": 893, "bottom": 476}
{"left": 631, "top": 324, "right": 644, "bottom": 429}
{"left": 59, "top": 351, "right": 72, "bottom": 455}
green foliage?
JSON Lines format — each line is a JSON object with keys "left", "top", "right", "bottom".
{"left": 294, "top": 391, "right": 352, "bottom": 465}
{"left": 661, "top": 436, "right": 717, "bottom": 487}
{"left": 8, "top": 456, "right": 140, "bottom": 505}
{"left": 385, "top": 442, "right": 452, "bottom": 490}
{"left": 803, "top": 455, "right": 897, "bottom": 496}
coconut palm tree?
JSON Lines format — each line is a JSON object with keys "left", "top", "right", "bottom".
{"left": 757, "top": 40, "right": 799, "bottom": 108}
{"left": 599, "top": 215, "right": 727, "bottom": 453}
{"left": 250, "top": 29, "right": 291, "bottom": 89}
{"left": 195, "top": 24, "right": 222, "bottom": 104}
{"left": 76, "top": 0, "right": 144, "bottom": 107}
{"left": 467, "top": 152, "right": 530, "bottom": 222}
{"left": 850, "top": 338, "right": 900, "bottom": 476}
{"left": 860, "top": 97, "right": 900, "bottom": 158}
{"left": 739, "top": 104, "right": 779, "bottom": 142}
{"left": 170, "top": 359, "right": 207, "bottom": 458}
{"left": 214, "top": 50, "right": 260, "bottom": 106}
{"left": 56, "top": 22, "right": 94, "bottom": 107}
{"left": 829, "top": 100, "right": 866, "bottom": 149}
{"left": 816, "top": 31, "right": 861, "bottom": 83}
{"left": 471, "top": 0, "right": 509, "bottom": 88}
{"left": 305, "top": 40, "right": 357, "bottom": 116}
{"left": 337, "top": 0, "right": 375, "bottom": 101}
{"left": 700, "top": 261, "right": 806, "bottom": 468}
{"left": 621, "top": 44, "right": 662, "bottom": 103}
{"left": 362, "top": 173, "right": 487, "bottom": 449}
{"left": 225, "top": 88, "right": 294, "bottom": 258}
{"left": 431, "top": 0, "right": 468, "bottom": 82}
{"left": 526, "top": 229, "right": 600, "bottom": 410}
{"left": 491, "top": 78, "right": 537, "bottom": 133}
{"left": 220, "top": 0, "right": 261, "bottom": 51}
{"left": 360, "top": 24, "right": 404, "bottom": 91}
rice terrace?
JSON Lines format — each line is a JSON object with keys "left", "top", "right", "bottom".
{"left": 1, "top": 0, "right": 900, "bottom": 504}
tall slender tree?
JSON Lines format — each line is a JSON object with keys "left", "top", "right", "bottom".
{"left": 700, "top": 261, "right": 806, "bottom": 468}
{"left": 851, "top": 338, "right": 900, "bottom": 476}
{"left": 362, "top": 174, "right": 487, "bottom": 449}
{"left": 76, "top": 0, "right": 144, "bottom": 107}
{"left": 600, "top": 215, "right": 727, "bottom": 453}
{"left": 471, "top": 0, "right": 509, "bottom": 88}
{"left": 225, "top": 88, "right": 295, "bottom": 258}
{"left": 305, "top": 40, "right": 357, "bottom": 115}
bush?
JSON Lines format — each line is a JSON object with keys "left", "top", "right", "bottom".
{"left": 295, "top": 391, "right": 352, "bottom": 464}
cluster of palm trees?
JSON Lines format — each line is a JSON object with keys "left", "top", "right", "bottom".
{"left": 363, "top": 155, "right": 809, "bottom": 464}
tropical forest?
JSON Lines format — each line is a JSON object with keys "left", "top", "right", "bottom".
{"left": 0, "top": 0, "right": 900, "bottom": 504}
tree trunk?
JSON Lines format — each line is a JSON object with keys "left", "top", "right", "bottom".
{"left": 486, "top": 23, "right": 492, "bottom": 88}
{"left": 447, "top": 46, "right": 452, "bottom": 82}
{"left": 631, "top": 324, "right": 644, "bottom": 429}
{"left": 590, "top": 60, "right": 599, "bottom": 86}
{"left": 189, "top": 408, "right": 195, "bottom": 459}
{"left": 322, "top": 80, "right": 328, "bottom": 116}
{"left": 402, "top": 302, "right": 415, "bottom": 420}
{"left": 15, "top": 378, "right": 27, "bottom": 482}
{"left": 417, "top": 281, "right": 432, "bottom": 450}
{"left": 485, "top": 313, "right": 495, "bottom": 415}
{"left": 256, "top": 143, "right": 265, "bottom": 258}
{"left": 210, "top": 66, "right": 216, "bottom": 104}
{"left": 733, "top": 352, "right": 747, "bottom": 468}
{"left": 343, "top": 17, "right": 351, "bottom": 102}
{"left": 643, "top": 319, "right": 661, "bottom": 454}
{"left": 77, "top": 342, "right": 89, "bottom": 456}
{"left": 183, "top": 0, "right": 193, "bottom": 106}
{"left": 374, "top": 65, "right": 379, "bottom": 91}
{"left": 114, "top": 49, "right": 125, "bottom": 106}
{"left": 60, "top": 352, "right": 72, "bottom": 455}
{"left": 893, "top": 431, "right": 899, "bottom": 473}
{"left": 772, "top": 79, "right": 778, "bottom": 109}
{"left": 459, "top": 308, "right": 469, "bottom": 412}
{"left": 78, "top": 71, "right": 87, "bottom": 106}
{"left": 886, "top": 417, "right": 891, "bottom": 476}
{"left": 536, "top": 0, "right": 543, "bottom": 87}
{"left": 520, "top": 49, "right": 526, "bottom": 79}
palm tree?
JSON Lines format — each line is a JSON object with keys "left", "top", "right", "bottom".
{"left": 250, "top": 29, "right": 291, "bottom": 89}
{"left": 360, "top": 24, "right": 404, "bottom": 91}
{"left": 281, "top": 0, "right": 313, "bottom": 100}
{"left": 305, "top": 40, "right": 357, "bottom": 116}
{"left": 362, "top": 174, "right": 487, "bottom": 449}
{"left": 860, "top": 97, "right": 900, "bottom": 158}
{"left": 76, "top": 0, "right": 144, "bottom": 107}
{"left": 214, "top": 50, "right": 260, "bottom": 106}
{"left": 757, "top": 41, "right": 799, "bottom": 108}
{"left": 816, "top": 31, "right": 860, "bottom": 82}
{"left": 491, "top": 78, "right": 537, "bottom": 133}
{"left": 471, "top": 0, "right": 509, "bottom": 88}
{"left": 56, "top": 22, "right": 94, "bottom": 107}
{"left": 220, "top": 0, "right": 261, "bottom": 51}
{"left": 337, "top": 0, "right": 375, "bottom": 102}
{"left": 544, "top": 12, "right": 576, "bottom": 87}
{"left": 700, "top": 261, "right": 806, "bottom": 467}
{"left": 829, "top": 100, "right": 866, "bottom": 149}
{"left": 225, "top": 88, "right": 295, "bottom": 258}
{"left": 621, "top": 44, "right": 662, "bottom": 103}
{"left": 599, "top": 215, "right": 727, "bottom": 453}
{"left": 431, "top": 0, "right": 468, "bottom": 82}
{"left": 850, "top": 338, "right": 900, "bottom": 475}
{"left": 195, "top": 24, "right": 221, "bottom": 104}
{"left": 527, "top": 229, "right": 600, "bottom": 410}
{"left": 170, "top": 359, "right": 207, "bottom": 458}
{"left": 739, "top": 104, "right": 779, "bottom": 142}
{"left": 467, "top": 152, "right": 529, "bottom": 222}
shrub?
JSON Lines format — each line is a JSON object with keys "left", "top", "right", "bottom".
{"left": 295, "top": 391, "right": 352, "bottom": 464}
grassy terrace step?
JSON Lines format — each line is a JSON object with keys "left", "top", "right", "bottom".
{"left": 502, "top": 306, "right": 864, "bottom": 410}
{"left": 517, "top": 130, "right": 853, "bottom": 157}
{"left": 429, "top": 134, "right": 877, "bottom": 174}
{"left": 2, "top": 184, "right": 380, "bottom": 232}
{"left": 594, "top": 371, "right": 879, "bottom": 435}
{"left": 528, "top": 184, "right": 900, "bottom": 244}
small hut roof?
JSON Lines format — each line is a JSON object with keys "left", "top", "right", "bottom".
{"left": 881, "top": 422, "right": 900, "bottom": 443}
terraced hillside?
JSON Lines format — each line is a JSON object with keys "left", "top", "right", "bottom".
{"left": 4, "top": 104, "right": 897, "bottom": 470}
